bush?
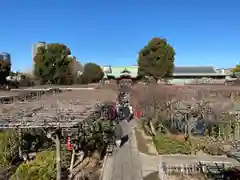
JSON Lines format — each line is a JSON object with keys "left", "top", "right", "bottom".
{"left": 18, "top": 75, "right": 35, "bottom": 87}
{"left": 0, "top": 130, "right": 20, "bottom": 168}
{"left": 81, "top": 63, "right": 104, "bottom": 83}
{"left": 21, "top": 128, "right": 53, "bottom": 153}
{"left": 10, "top": 147, "right": 71, "bottom": 180}
{"left": 10, "top": 151, "right": 56, "bottom": 180}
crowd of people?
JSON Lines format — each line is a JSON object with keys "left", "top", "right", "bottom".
{"left": 102, "top": 78, "right": 134, "bottom": 148}
{"left": 114, "top": 78, "right": 134, "bottom": 148}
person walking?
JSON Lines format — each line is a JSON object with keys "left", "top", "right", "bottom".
{"left": 114, "top": 121, "right": 123, "bottom": 148}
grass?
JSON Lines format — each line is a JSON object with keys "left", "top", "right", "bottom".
{"left": 153, "top": 133, "right": 191, "bottom": 154}
{"left": 10, "top": 151, "right": 56, "bottom": 180}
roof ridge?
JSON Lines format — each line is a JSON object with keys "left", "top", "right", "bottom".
{"left": 175, "top": 66, "right": 214, "bottom": 68}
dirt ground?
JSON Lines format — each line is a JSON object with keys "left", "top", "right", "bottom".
{"left": 131, "top": 84, "right": 240, "bottom": 112}
{"left": 0, "top": 90, "right": 19, "bottom": 97}
{"left": 0, "top": 89, "right": 117, "bottom": 126}
{"left": 170, "top": 134, "right": 186, "bottom": 141}
{"left": 18, "top": 83, "right": 101, "bottom": 89}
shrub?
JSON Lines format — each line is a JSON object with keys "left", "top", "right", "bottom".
{"left": 18, "top": 74, "right": 35, "bottom": 87}
{"left": 0, "top": 130, "right": 20, "bottom": 168}
{"left": 10, "top": 151, "right": 56, "bottom": 180}
{"left": 81, "top": 63, "right": 104, "bottom": 83}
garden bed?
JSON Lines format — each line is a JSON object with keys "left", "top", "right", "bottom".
{"left": 153, "top": 134, "right": 191, "bottom": 155}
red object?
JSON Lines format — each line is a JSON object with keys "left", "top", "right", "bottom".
{"left": 135, "top": 111, "right": 141, "bottom": 118}
{"left": 111, "top": 105, "right": 116, "bottom": 119}
{"left": 66, "top": 136, "right": 72, "bottom": 151}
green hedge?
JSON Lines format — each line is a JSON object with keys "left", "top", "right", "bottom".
{"left": 10, "top": 151, "right": 56, "bottom": 180}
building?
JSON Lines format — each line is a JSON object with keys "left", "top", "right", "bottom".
{"left": 0, "top": 52, "right": 11, "bottom": 62}
{"left": 102, "top": 66, "right": 139, "bottom": 80}
{"left": 102, "top": 65, "right": 232, "bottom": 85}
{"left": 1, "top": 52, "right": 11, "bottom": 63}
{"left": 32, "top": 42, "right": 46, "bottom": 63}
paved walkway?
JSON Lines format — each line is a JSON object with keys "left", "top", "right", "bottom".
{"left": 101, "top": 120, "right": 143, "bottom": 180}
{"left": 100, "top": 120, "right": 240, "bottom": 180}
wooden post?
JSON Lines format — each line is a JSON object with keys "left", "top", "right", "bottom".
{"left": 18, "top": 128, "right": 23, "bottom": 159}
{"left": 229, "top": 120, "right": 232, "bottom": 140}
{"left": 237, "top": 122, "right": 240, "bottom": 140}
{"left": 236, "top": 113, "right": 240, "bottom": 140}
{"left": 218, "top": 125, "right": 221, "bottom": 139}
{"left": 47, "top": 131, "right": 61, "bottom": 180}
{"left": 68, "top": 148, "right": 75, "bottom": 179}
{"left": 56, "top": 134, "right": 61, "bottom": 180}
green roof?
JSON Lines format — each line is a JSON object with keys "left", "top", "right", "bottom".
{"left": 106, "top": 66, "right": 138, "bottom": 78}
{"left": 104, "top": 65, "right": 227, "bottom": 78}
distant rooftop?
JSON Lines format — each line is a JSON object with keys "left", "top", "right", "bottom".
{"left": 174, "top": 66, "right": 217, "bottom": 74}
{"left": 102, "top": 65, "right": 229, "bottom": 78}
{"left": 103, "top": 65, "right": 220, "bottom": 73}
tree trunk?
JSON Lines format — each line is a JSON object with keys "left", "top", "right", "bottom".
{"left": 18, "top": 128, "right": 23, "bottom": 159}
{"left": 68, "top": 149, "right": 75, "bottom": 179}
{"left": 56, "top": 134, "right": 61, "bottom": 180}
{"left": 184, "top": 123, "right": 188, "bottom": 139}
{"left": 149, "top": 121, "right": 156, "bottom": 136}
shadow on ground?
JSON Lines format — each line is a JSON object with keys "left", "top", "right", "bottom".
{"left": 120, "top": 134, "right": 129, "bottom": 147}
{"left": 143, "top": 171, "right": 159, "bottom": 180}
{"left": 134, "top": 128, "right": 157, "bottom": 156}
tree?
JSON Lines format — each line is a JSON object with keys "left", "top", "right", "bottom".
{"left": 81, "top": 63, "right": 104, "bottom": 83}
{"left": 231, "top": 64, "right": 240, "bottom": 79}
{"left": 137, "top": 37, "right": 175, "bottom": 81}
{"left": 34, "top": 43, "right": 73, "bottom": 85}
{"left": 231, "top": 64, "right": 240, "bottom": 73}
{"left": 0, "top": 59, "right": 11, "bottom": 85}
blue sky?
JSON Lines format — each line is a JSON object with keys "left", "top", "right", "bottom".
{"left": 0, "top": 0, "right": 240, "bottom": 71}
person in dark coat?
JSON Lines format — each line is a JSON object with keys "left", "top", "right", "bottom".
{"left": 114, "top": 121, "right": 123, "bottom": 148}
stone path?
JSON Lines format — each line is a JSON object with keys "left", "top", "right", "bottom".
{"left": 101, "top": 120, "right": 143, "bottom": 180}
{"left": 100, "top": 119, "right": 240, "bottom": 180}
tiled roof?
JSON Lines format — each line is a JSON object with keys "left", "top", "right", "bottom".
{"left": 173, "top": 66, "right": 217, "bottom": 74}
{"left": 104, "top": 65, "right": 227, "bottom": 78}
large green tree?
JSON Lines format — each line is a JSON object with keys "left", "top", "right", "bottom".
{"left": 137, "top": 37, "right": 175, "bottom": 81}
{"left": 81, "top": 63, "right": 104, "bottom": 83}
{"left": 34, "top": 43, "right": 73, "bottom": 85}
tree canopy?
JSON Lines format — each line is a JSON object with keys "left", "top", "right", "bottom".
{"left": 34, "top": 43, "right": 73, "bottom": 85}
{"left": 81, "top": 62, "right": 104, "bottom": 83}
{"left": 231, "top": 64, "right": 240, "bottom": 72}
{"left": 137, "top": 37, "right": 175, "bottom": 80}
